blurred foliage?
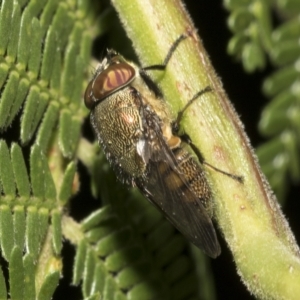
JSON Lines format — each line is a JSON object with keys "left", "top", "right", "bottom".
{"left": 225, "top": 0, "right": 300, "bottom": 202}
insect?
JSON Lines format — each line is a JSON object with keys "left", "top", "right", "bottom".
{"left": 84, "top": 34, "right": 242, "bottom": 258}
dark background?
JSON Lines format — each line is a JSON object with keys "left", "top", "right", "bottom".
{"left": 54, "top": 1, "right": 300, "bottom": 299}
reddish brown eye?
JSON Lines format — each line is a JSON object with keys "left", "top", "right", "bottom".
{"left": 84, "top": 62, "right": 136, "bottom": 109}
{"left": 84, "top": 80, "right": 94, "bottom": 109}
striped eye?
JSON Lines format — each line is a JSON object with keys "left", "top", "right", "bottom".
{"left": 84, "top": 62, "right": 136, "bottom": 109}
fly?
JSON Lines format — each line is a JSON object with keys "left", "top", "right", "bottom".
{"left": 84, "top": 34, "right": 243, "bottom": 258}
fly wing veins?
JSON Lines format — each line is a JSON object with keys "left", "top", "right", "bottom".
{"left": 135, "top": 156, "right": 221, "bottom": 258}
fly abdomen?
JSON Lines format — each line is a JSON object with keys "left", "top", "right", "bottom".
{"left": 172, "top": 147, "right": 213, "bottom": 214}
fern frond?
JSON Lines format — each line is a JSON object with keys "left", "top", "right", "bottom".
{"left": 0, "top": 139, "right": 78, "bottom": 298}
{"left": 0, "top": 0, "right": 95, "bottom": 157}
{"left": 258, "top": 18, "right": 300, "bottom": 199}
{"left": 70, "top": 203, "right": 210, "bottom": 299}
{"left": 225, "top": 0, "right": 273, "bottom": 72}
{"left": 0, "top": 0, "right": 104, "bottom": 298}
{"left": 225, "top": 1, "right": 300, "bottom": 201}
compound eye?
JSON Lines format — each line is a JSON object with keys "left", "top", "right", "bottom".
{"left": 84, "top": 80, "right": 95, "bottom": 109}
{"left": 84, "top": 62, "right": 136, "bottom": 109}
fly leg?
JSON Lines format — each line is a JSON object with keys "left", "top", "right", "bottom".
{"left": 139, "top": 34, "right": 187, "bottom": 98}
{"left": 173, "top": 87, "right": 244, "bottom": 183}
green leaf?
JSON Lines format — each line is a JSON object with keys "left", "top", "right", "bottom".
{"left": 9, "top": 247, "right": 24, "bottom": 300}
{"left": 155, "top": 236, "right": 187, "bottom": 268}
{"left": 38, "top": 208, "right": 51, "bottom": 250}
{"left": 29, "top": 143, "right": 56, "bottom": 201}
{"left": 18, "top": 6, "right": 34, "bottom": 66}
{"left": 85, "top": 218, "right": 123, "bottom": 243}
{"left": 0, "top": 71, "right": 19, "bottom": 129}
{"left": 21, "top": 87, "right": 49, "bottom": 144}
{"left": 28, "top": 18, "right": 42, "bottom": 77}
{"left": 263, "top": 65, "right": 297, "bottom": 97}
{"left": 51, "top": 209, "right": 62, "bottom": 255}
{"left": 6, "top": 78, "right": 30, "bottom": 127}
{"left": 259, "top": 91, "right": 295, "bottom": 136}
{"left": 40, "top": 0, "right": 60, "bottom": 36}
{"left": 73, "top": 240, "right": 87, "bottom": 285}
{"left": 25, "top": 206, "right": 40, "bottom": 260}
{"left": 44, "top": 164, "right": 57, "bottom": 202}
{"left": 36, "top": 102, "right": 60, "bottom": 153}
{"left": 163, "top": 255, "right": 190, "bottom": 284}
{"left": 23, "top": 254, "right": 36, "bottom": 300}
{"left": 82, "top": 249, "right": 97, "bottom": 298}
{"left": 227, "top": 8, "right": 254, "bottom": 32}
{"left": 7, "top": 2, "right": 21, "bottom": 60}
{"left": 51, "top": 3, "right": 74, "bottom": 50}
{"left": 37, "top": 271, "right": 60, "bottom": 300}
{"left": 30, "top": 144, "right": 46, "bottom": 199}
{"left": 145, "top": 221, "right": 175, "bottom": 252}
{"left": 0, "top": 140, "right": 16, "bottom": 197}
{"left": 11, "top": 143, "right": 30, "bottom": 198}
{"left": 35, "top": 228, "right": 62, "bottom": 298}
{"left": 0, "top": 0, "right": 14, "bottom": 55}
{"left": 241, "top": 41, "right": 266, "bottom": 72}
{"left": 272, "top": 17, "right": 300, "bottom": 42}
{"left": 95, "top": 228, "right": 132, "bottom": 257}
{"left": 271, "top": 39, "right": 300, "bottom": 65}
{"left": 0, "top": 205, "right": 14, "bottom": 260}
{"left": 170, "top": 273, "right": 199, "bottom": 300}
{"left": 105, "top": 246, "right": 144, "bottom": 272}
{"left": 116, "top": 261, "right": 155, "bottom": 290}
{"left": 91, "top": 264, "right": 106, "bottom": 295}
{"left": 81, "top": 206, "right": 114, "bottom": 232}
{"left": 59, "top": 109, "right": 81, "bottom": 158}
{"left": 61, "top": 29, "right": 83, "bottom": 102}
{"left": 0, "top": 63, "right": 9, "bottom": 91}
{"left": 86, "top": 294, "right": 101, "bottom": 300}
{"left": 58, "top": 161, "right": 76, "bottom": 205}
{"left": 277, "top": 0, "right": 300, "bottom": 14}
{"left": 13, "top": 206, "right": 26, "bottom": 250}
{"left": 103, "top": 276, "right": 117, "bottom": 300}
{"left": 127, "top": 280, "right": 166, "bottom": 300}
{"left": 114, "top": 291, "right": 127, "bottom": 300}
{"left": 40, "top": 25, "right": 58, "bottom": 83}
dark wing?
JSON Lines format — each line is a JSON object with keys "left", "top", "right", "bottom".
{"left": 135, "top": 135, "right": 221, "bottom": 258}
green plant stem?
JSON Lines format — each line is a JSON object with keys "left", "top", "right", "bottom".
{"left": 62, "top": 215, "right": 84, "bottom": 245}
{"left": 110, "top": 0, "right": 300, "bottom": 298}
